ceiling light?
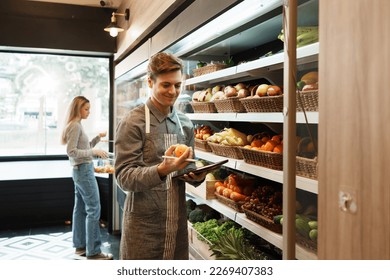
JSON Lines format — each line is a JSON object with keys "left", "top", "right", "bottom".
{"left": 104, "top": 8, "right": 129, "bottom": 37}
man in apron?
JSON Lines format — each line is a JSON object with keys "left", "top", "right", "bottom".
{"left": 114, "top": 52, "right": 206, "bottom": 259}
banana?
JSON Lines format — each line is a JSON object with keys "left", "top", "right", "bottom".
{"left": 296, "top": 30, "right": 319, "bottom": 48}
{"left": 278, "top": 26, "right": 318, "bottom": 46}
{"left": 297, "top": 26, "right": 318, "bottom": 35}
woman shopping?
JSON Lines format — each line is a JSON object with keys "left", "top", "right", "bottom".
{"left": 115, "top": 52, "right": 207, "bottom": 260}
{"left": 61, "top": 96, "right": 113, "bottom": 260}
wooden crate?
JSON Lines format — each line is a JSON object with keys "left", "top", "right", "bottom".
{"left": 186, "top": 180, "right": 219, "bottom": 200}
{"left": 188, "top": 222, "right": 215, "bottom": 260}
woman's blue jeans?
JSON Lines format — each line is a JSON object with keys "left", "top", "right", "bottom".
{"left": 72, "top": 162, "right": 102, "bottom": 257}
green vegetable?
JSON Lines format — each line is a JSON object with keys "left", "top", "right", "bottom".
{"left": 193, "top": 219, "right": 219, "bottom": 243}
{"left": 188, "top": 208, "right": 206, "bottom": 223}
{"left": 192, "top": 219, "right": 237, "bottom": 244}
{"left": 297, "top": 80, "right": 306, "bottom": 90}
{"left": 308, "top": 220, "right": 318, "bottom": 230}
{"left": 203, "top": 209, "right": 221, "bottom": 222}
{"left": 296, "top": 218, "right": 311, "bottom": 239}
{"left": 209, "top": 227, "right": 269, "bottom": 260}
{"left": 197, "top": 61, "right": 206, "bottom": 68}
{"left": 186, "top": 199, "right": 196, "bottom": 210}
{"left": 223, "top": 56, "right": 234, "bottom": 67}
{"left": 309, "top": 229, "right": 318, "bottom": 241}
{"left": 273, "top": 214, "right": 283, "bottom": 224}
{"left": 186, "top": 199, "right": 197, "bottom": 218}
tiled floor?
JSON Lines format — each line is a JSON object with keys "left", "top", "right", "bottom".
{"left": 0, "top": 224, "right": 121, "bottom": 260}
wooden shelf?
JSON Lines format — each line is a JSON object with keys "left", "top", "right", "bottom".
{"left": 187, "top": 112, "right": 318, "bottom": 124}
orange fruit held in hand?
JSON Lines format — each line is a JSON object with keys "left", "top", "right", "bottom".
{"left": 174, "top": 144, "right": 189, "bottom": 157}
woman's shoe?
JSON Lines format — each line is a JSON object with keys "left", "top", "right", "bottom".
{"left": 75, "top": 247, "right": 86, "bottom": 256}
{"left": 87, "top": 252, "right": 113, "bottom": 260}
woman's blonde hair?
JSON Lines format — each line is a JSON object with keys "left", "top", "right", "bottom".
{"left": 60, "top": 96, "right": 89, "bottom": 145}
{"left": 147, "top": 52, "right": 183, "bottom": 81}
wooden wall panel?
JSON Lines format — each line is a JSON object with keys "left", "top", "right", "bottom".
{"left": 319, "top": 0, "right": 390, "bottom": 259}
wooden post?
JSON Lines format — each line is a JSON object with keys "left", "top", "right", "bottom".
{"left": 282, "top": 0, "right": 297, "bottom": 260}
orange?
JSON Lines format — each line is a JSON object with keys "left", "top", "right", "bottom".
{"left": 261, "top": 136, "right": 270, "bottom": 143}
{"left": 271, "top": 135, "right": 282, "bottom": 144}
{"left": 264, "top": 140, "right": 277, "bottom": 152}
{"left": 174, "top": 144, "right": 188, "bottom": 157}
{"left": 251, "top": 139, "right": 263, "bottom": 148}
{"left": 273, "top": 144, "right": 283, "bottom": 154}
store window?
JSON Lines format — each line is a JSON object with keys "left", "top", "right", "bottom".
{"left": 0, "top": 52, "right": 110, "bottom": 157}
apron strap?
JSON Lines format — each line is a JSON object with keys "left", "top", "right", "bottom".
{"left": 145, "top": 104, "right": 150, "bottom": 134}
{"left": 175, "top": 112, "right": 184, "bottom": 135}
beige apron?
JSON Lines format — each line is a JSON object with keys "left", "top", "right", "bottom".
{"left": 119, "top": 104, "right": 188, "bottom": 260}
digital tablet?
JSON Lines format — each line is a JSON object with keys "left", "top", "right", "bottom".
{"left": 172, "top": 159, "right": 228, "bottom": 180}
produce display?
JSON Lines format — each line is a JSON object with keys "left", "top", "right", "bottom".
{"left": 242, "top": 185, "right": 283, "bottom": 221}
{"left": 243, "top": 133, "right": 283, "bottom": 154}
{"left": 191, "top": 218, "right": 281, "bottom": 260}
{"left": 186, "top": 200, "right": 221, "bottom": 223}
{"left": 297, "top": 71, "right": 318, "bottom": 91}
{"left": 252, "top": 84, "right": 283, "bottom": 98}
{"left": 207, "top": 127, "right": 248, "bottom": 146}
{"left": 274, "top": 213, "right": 318, "bottom": 244}
{"left": 194, "top": 125, "right": 214, "bottom": 141}
{"left": 191, "top": 83, "right": 253, "bottom": 103}
{"left": 278, "top": 26, "right": 319, "bottom": 48}
{"left": 214, "top": 173, "right": 256, "bottom": 203}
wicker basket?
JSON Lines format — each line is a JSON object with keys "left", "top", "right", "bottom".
{"left": 243, "top": 209, "right": 282, "bottom": 233}
{"left": 190, "top": 101, "right": 217, "bottom": 113}
{"left": 296, "top": 234, "right": 317, "bottom": 252}
{"left": 296, "top": 156, "right": 318, "bottom": 179}
{"left": 214, "top": 97, "right": 247, "bottom": 113}
{"left": 296, "top": 89, "right": 319, "bottom": 111}
{"left": 208, "top": 142, "right": 244, "bottom": 159}
{"left": 195, "top": 138, "right": 212, "bottom": 152}
{"left": 296, "top": 137, "right": 318, "bottom": 179}
{"left": 192, "top": 64, "right": 229, "bottom": 77}
{"left": 214, "top": 192, "right": 244, "bottom": 212}
{"left": 240, "top": 84, "right": 284, "bottom": 112}
{"left": 239, "top": 147, "right": 283, "bottom": 170}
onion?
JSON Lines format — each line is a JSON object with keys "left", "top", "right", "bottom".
{"left": 237, "top": 88, "right": 250, "bottom": 98}
{"left": 224, "top": 85, "right": 237, "bottom": 97}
